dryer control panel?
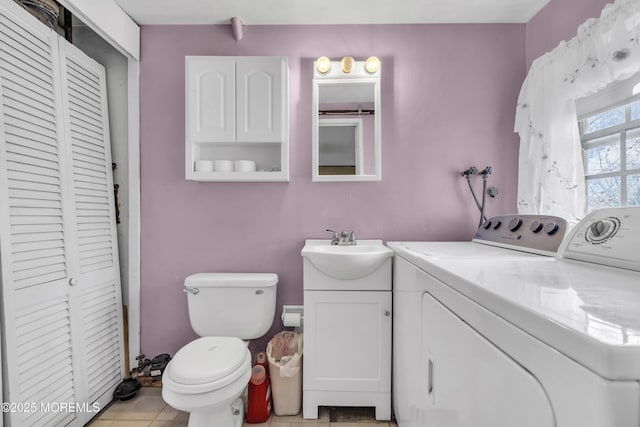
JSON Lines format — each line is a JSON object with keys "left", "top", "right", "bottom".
{"left": 562, "top": 207, "right": 640, "bottom": 272}
{"left": 473, "top": 214, "right": 568, "bottom": 255}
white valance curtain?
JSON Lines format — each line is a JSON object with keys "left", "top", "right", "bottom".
{"left": 515, "top": 0, "right": 640, "bottom": 221}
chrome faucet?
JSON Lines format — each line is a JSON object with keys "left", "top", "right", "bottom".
{"left": 348, "top": 230, "right": 357, "bottom": 245}
{"left": 326, "top": 229, "right": 357, "bottom": 245}
{"left": 326, "top": 229, "right": 340, "bottom": 245}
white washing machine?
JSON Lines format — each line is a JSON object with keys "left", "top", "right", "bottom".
{"left": 389, "top": 214, "right": 568, "bottom": 426}
{"left": 390, "top": 207, "right": 640, "bottom": 427}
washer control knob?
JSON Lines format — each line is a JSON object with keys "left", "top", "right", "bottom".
{"left": 530, "top": 221, "right": 543, "bottom": 233}
{"left": 492, "top": 220, "right": 502, "bottom": 230}
{"left": 544, "top": 222, "right": 559, "bottom": 235}
{"left": 508, "top": 217, "right": 523, "bottom": 232}
{"left": 483, "top": 220, "right": 492, "bottom": 230}
{"left": 590, "top": 220, "right": 608, "bottom": 237}
{"left": 586, "top": 219, "right": 618, "bottom": 242}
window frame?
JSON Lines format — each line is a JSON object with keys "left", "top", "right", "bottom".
{"left": 578, "top": 94, "right": 640, "bottom": 209}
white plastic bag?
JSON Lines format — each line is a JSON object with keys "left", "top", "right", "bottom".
{"left": 266, "top": 331, "right": 303, "bottom": 415}
{"left": 267, "top": 331, "right": 303, "bottom": 377}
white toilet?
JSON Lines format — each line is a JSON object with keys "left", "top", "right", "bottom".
{"left": 162, "top": 273, "right": 278, "bottom": 427}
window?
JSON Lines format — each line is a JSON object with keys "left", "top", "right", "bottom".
{"left": 579, "top": 98, "right": 640, "bottom": 210}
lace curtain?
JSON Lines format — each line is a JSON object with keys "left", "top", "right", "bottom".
{"left": 514, "top": 0, "right": 640, "bottom": 221}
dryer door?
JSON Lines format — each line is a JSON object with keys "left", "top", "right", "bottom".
{"left": 421, "top": 293, "right": 555, "bottom": 427}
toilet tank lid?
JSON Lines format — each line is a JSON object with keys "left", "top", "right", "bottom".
{"left": 184, "top": 273, "right": 278, "bottom": 288}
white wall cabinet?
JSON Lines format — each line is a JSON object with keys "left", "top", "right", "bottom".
{"left": 185, "top": 56, "right": 289, "bottom": 182}
{"left": 0, "top": 1, "right": 124, "bottom": 426}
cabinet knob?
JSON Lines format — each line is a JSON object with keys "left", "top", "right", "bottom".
{"left": 69, "top": 278, "right": 77, "bottom": 286}
{"left": 384, "top": 310, "right": 391, "bottom": 317}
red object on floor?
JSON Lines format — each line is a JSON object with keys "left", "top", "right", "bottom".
{"left": 246, "top": 365, "right": 272, "bottom": 423}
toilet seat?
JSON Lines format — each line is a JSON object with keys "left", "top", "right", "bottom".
{"left": 164, "top": 337, "right": 251, "bottom": 394}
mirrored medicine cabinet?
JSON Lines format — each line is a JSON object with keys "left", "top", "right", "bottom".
{"left": 312, "top": 58, "right": 381, "bottom": 181}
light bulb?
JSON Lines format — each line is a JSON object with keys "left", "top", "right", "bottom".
{"left": 316, "top": 56, "right": 331, "bottom": 74}
{"left": 341, "top": 56, "right": 355, "bottom": 73}
{"left": 365, "top": 56, "right": 380, "bottom": 73}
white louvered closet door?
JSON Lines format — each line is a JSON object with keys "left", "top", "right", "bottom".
{"left": 0, "top": 1, "right": 124, "bottom": 426}
{"left": 0, "top": 2, "right": 80, "bottom": 427}
{"left": 58, "top": 40, "right": 124, "bottom": 414}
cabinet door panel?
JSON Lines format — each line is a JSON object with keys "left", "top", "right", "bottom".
{"left": 186, "top": 58, "right": 235, "bottom": 142}
{"left": 304, "top": 291, "right": 391, "bottom": 393}
{"left": 236, "top": 58, "right": 283, "bottom": 142}
{"left": 422, "top": 293, "right": 555, "bottom": 427}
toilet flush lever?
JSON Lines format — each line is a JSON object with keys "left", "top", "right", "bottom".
{"left": 184, "top": 287, "right": 199, "bottom": 295}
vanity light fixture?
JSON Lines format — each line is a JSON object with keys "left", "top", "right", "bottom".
{"left": 341, "top": 56, "right": 355, "bottom": 73}
{"left": 317, "top": 56, "right": 381, "bottom": 75}
{"left": 365, "top": 56, "right": 380, "bottom": 73}
{"left": 316, "top": 56, "right": 331, "bottom": 74}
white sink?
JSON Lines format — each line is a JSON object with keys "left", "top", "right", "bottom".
{"left": 301, "top": 239, "right": 393, "bottom": 280}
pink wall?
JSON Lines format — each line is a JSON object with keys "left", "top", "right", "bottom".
{"left": 139, "top": 24, "right": 525, "bottom": 357}
{"left": 525, "top": 0, "right": 611, "bottom": 69}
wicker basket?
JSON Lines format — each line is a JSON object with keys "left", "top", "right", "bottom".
{"left": 16, "top": 0, "right": 59, "bottom": 28}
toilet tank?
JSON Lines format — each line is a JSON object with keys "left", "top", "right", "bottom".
{"left": 184, "top": 273, "right": 278, "bottom": 339}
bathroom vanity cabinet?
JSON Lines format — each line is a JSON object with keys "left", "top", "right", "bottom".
{"left": 302, "top": 240, "right": 392, "bottom": 420}
{"left": 185, "top": 56, "right": 289, "bottom": 182}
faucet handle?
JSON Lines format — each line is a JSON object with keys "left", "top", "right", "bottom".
{"left": 348, "top": 230, "right": 358, "bottom": 245}
{"left": 326, "top": 229, "right": 339, "bottom": 245}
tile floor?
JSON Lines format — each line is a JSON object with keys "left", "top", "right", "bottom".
{"left": 89, "top": 387, "right": 397, "bottom": 427}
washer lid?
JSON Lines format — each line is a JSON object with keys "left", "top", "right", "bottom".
{"left": 388, "top": 241, "right": 543, "bottom": 259}
{"left": 167, "top": 337, "right": 247, "bottom": 385}
{"left": 422, "top": 257, "right": 640, "bottom": 380}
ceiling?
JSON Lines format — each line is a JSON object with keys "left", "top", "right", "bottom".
{"left": 112, "top": 0, "right": 551, "bottom": 26}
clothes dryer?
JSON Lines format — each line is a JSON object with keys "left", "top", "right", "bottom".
{"left": 389, "top": 214, "right": 568, "bottom": 426}
{"left": 391, "top": 207, "right": 640, "bottom": 427}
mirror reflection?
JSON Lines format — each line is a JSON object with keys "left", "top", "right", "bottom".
{"left": 312, "top": 60, "right": 381, "bottom": 181}
{"left": 318, "top": 118, "right": 363, "bottom": 175}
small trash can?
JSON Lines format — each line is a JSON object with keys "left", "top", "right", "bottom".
{"left": 266, "top": 331, "right": 303, "bottom": 416}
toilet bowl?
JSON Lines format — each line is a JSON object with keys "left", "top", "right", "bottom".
{"left": 162, "top": 273, "right": 278, "bottom": 426}
{"left": 162, "top": 337, "right": 251, "bottom": 427}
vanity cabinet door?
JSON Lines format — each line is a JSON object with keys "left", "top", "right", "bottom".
{"left": 185, "top": 57, "right": 236, "bottom": 143}
{"left": 236, "top": 58, "right": 284, "bottom": 143}
{"left": 304, "top": 290, "right": 391, "bottom": 393}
